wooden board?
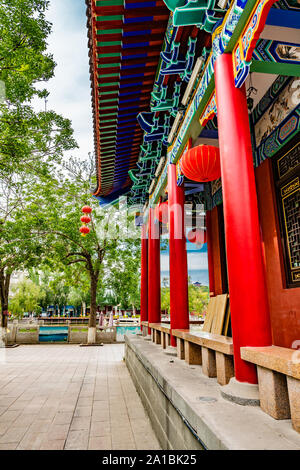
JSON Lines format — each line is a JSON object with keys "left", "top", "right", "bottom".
{"left": 202, "top": 296, "right": 217, "bottom": 332}
{"left": 222, "top": 302, "right": 231, "bottom": 337}
{"left": 211, "top": 294, "right": 228, "bottom": 335}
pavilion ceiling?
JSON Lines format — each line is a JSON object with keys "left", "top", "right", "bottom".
{"left": 86, "top": 0, "right": 170, "bottom": 204}
{"left": 86, "top": 0, "right": 213, "bottom": 207}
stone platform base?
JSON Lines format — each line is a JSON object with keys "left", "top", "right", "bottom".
{"left": 126, "top": 337, "right": 203, "bottom": 450}
{"left": 125, "top": 335, "right": 300, "bottom": 450}
{"left": 221, "top": 377, "right": 260, "bottom": 406}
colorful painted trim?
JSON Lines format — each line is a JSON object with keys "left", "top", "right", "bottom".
{"left": 199, "top": 91, "right": 217, "bottom": 127}
{"left": 255, "top": 104, "right": 300, "bottom": 166}
{"left": 251, "top": 75, "right": 291, "bottom": 126}
{"left": 232, "top": 0, "right": 277, "bottom": 88}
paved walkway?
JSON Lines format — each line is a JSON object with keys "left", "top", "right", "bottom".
{"left": 0, "top": 344, "right": 160, "bottom": 450}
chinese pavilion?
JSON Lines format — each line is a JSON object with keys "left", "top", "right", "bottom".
{"left": 86, "top": 0, "right": 300, "bottom": 441}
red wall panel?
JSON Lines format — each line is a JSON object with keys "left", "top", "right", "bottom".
{"left": 255, "top": 159, "right": 300, "bottom": 349}
{"left": 207, "top": 206, "right": 227, "bottom": 296}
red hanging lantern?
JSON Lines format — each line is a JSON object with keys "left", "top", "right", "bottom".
{"left": 180, "top": 145, "right": 221, "bottom": 182}
{"left": 187, "top": 229, "right": 207, "bottom": 245}
{"left": 80, "top": 226, "right": 90, "bottom": 237}
{"left": 82, "top": 205, "right": 92, "bottom": 214}
{"left": 80, "top": 215, "right": 91, "bottom": 224}
{"left": 154, "top": 201, "right": 168, "bottom": 224}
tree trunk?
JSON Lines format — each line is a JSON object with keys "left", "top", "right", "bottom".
{"left": 0, "top": 269, "right": 11, "bottom": 347}
{"left": 88, "top": 273, "right": 98, "bottom": 344}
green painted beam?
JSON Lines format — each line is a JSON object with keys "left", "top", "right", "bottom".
{"left": 97, "top": 29, "right": 122, "bottom": 35}
{"left": 250, "top": 60, "right": 300, "bottom": 77}
{"left": 96, "top": 0, "right": 123, "bottom": 5}
{"left": 100, "top": 124, "right": 117, "bottom": 129}
{"left": 99, "top": 90, "right": 120, "bottom": 96}
{"left": 100, "top": 112, "right": 118, "bottom": 117}
{"left": 100, "top": 105, "right": 119, "bottom": 110}
{"left": 98, "top": 82, "right": 119, "bottom": 87}
{"left": 98, "top": 63, "right": 121, "bottom": 69}
{"left": 98, "top": 52, "right": 121, "bottom": 58}
{"left": 100, "top": 97, "right": 119, "bottom": 103}
{"left": 98, "top": 73, "right": 120, "bottom": 78}
{"left": 100, "top": 131, "right": 116, "bottom": 135}
{"left": 96, "top": 15, "right": 123, "bottom": 22}
{"left": 97, "top": 41, "right": 122, "bottom": 47}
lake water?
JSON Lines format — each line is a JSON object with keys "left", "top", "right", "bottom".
{"left": 116, "top": 325, "right": 141, "bottom": 341}
{"left": 38, "top": 325, "right": 141, "bottom": 343}
{"left": 39, "top": 326, "right": 68, "bottom": 343}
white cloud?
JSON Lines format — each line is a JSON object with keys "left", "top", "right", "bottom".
{"left": 32, "top": 0, "right": 94, "bottom": 160}
{"left": 161, "top": 251, "right": 208, "bottom": 272}
{"left": 161, "top": 253, "right": 169, "bottom": 271}
{"left": 188, "top": 251, "right": 208, "bottom": 270}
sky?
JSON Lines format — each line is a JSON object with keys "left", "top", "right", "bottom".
{"left": 33, "top": 0, "right": 94, "bottom": 160}
{"left": 161, "top": 241, "right": 209, "bottom": 286}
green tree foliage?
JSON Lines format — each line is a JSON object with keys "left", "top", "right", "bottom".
{"left": 0, "top": 1, "right": 144, "bottom": 342}
{"left": 0, "top": 175, "right": 54, "bottom": 326}
{"left": 0, "top": 0, "right": 54, "bottom": 102}
{"left": 188, "top": 283, "right": 209, "bottom": 315}
{"left": 0, "top": 106, "right": 77, "bottom": 178}
{"left": 0, "top": 0, "right": 77, "bottom": 178}
{"left": 105, "top": 244, "right": 141, "bottom": 310}
{"left": 27, "top": 156, "right": 141, "bottom": 340}
{"left": 161, "top": 286, "right": 170, "bottom": 314}
{"left": 24, "top": 268, "right": 91, "bottom": 315}
{"left": 0, "top": 0, "right": 77, "bottom": 332}
{"left": 159, "top": 280, "right": 209, "bottom": 316}
{"left": 9, "top": 278, "right": 43, "bottom": 317}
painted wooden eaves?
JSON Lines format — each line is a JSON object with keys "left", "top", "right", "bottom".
{"left": 86, "top": 0, "right": 169, "bottom": 200}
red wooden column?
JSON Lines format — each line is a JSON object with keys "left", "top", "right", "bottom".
{"left": 148, "top": 207, "right": 161, "bottom": 333}
{"left": 168, "top": 164, "right": 189, "bottom": 347}
{"left": 206, "top": 210, "right": 215, "bottom": 297}
{"left": 214, "top": 53, "right": 272, "bottom": 384}
{"left": 140, "top": 224, "right": 148, "bottom": 325}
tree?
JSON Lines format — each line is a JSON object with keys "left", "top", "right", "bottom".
{"left": 161, "top": 286, "right": 170, "bottom": 314}
{"left": 0, "top": 0, "right": 77, "bottom": 343}
{"left": 30, "top": 156, "right": 141, "bottom": 343}
{"left": 9, "top": 278, "right": 44, "bottom": 318}
{"left": 188, "top": 282, "right": 209, "bottom": 315}
{"left": 0, "top": 140, "right": 74, "bottom": 335}
{"left": 26, "top": 267, "right": 91, "bottom": 316}
{"left": 0, "top": 176, "right": 53, "bottom": 330}
{"left": 0, "top": 105, "right": 77, "bottom": 179}
{"left": 0, "top": 0, "right": 54, "bottom": 103}
{"left": 0, "top": 0, "right": 77, "bottom": 179}
{"left": 105, "top": 243, "right": 141, "bottom": 311}
{"left": 0, "top": 1, "right": 141, "bottom": 345}
{"left": 159, "top": 280, "right": 209, "bottom": 316}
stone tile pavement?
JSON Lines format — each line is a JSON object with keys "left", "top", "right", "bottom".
{"left": 0, "top": 344, "right": 160, "bottom": 450}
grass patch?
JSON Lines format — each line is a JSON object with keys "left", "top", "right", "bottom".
{"left": 18, "top": 329, "right": 37, "bottom": 333}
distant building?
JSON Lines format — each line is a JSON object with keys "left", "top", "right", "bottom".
{"left": 193, "top": 282, "right": 202, "bottom": 288}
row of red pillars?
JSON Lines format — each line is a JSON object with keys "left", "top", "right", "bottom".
{"left": 140, "top": 53, "right": 272, "bottom": 385}
{"left": 140, "top": 163, "right": 189, "bottom": 345}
